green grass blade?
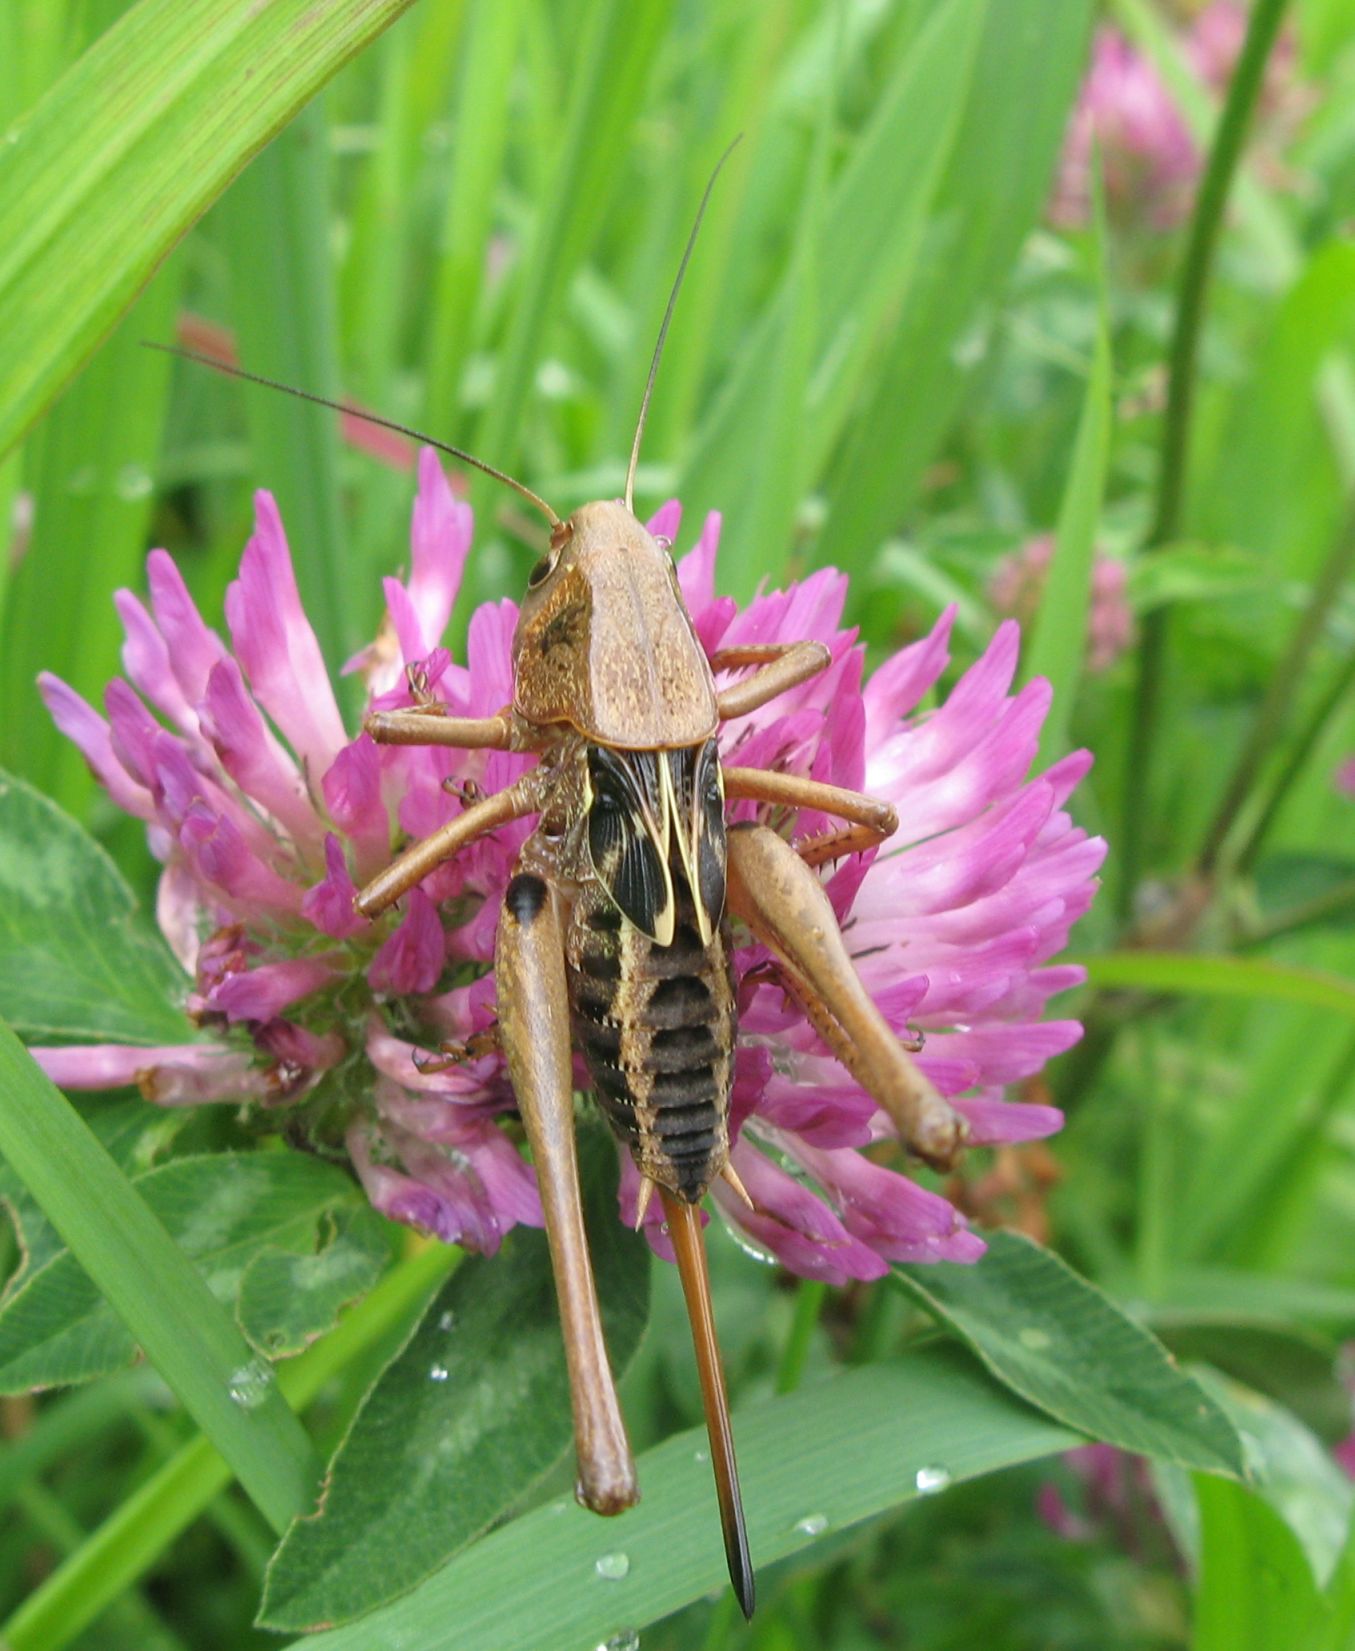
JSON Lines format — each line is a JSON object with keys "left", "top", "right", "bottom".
{"left": 0, "top": 274, "right": 179, "bottom": 814}
{"left": 0, "top": 0, "right": 420, "bottom": 459}
{"left": 677, "top": 0, "right": 981, "bottom": 598}
{"left": 818, "top": 0, "right": 1093, "bottom": 590}
{"left": 291, "top": 1350, "right": 1074, "bottom": 1651}
{"left": 1080, "top": 952, "right": 1355, "bottom": 1021}
{"left": 215, "top": 102, "right": 353, "bottom": 669}
{"left": 1, "top": 1244, "right": 453, "bottom": 1651}
{"left": 1021, "top": 196, "right": 1113, "bottom": 765}
{"left": 1192, "top": 1475, "right": 1326, "bottom": 1651}
{"left": 423, "top": 0, "right": 523, "bottom": 432}
{"left": 460, "top": 0, "right": 672, "bottom": 599}
{"left": 0, "top": 1021, "right": 319, "bottom": 1534}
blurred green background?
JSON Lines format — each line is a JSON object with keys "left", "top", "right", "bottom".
{"left": 3, "top": 0, "right": 1355, "bottom": 1647}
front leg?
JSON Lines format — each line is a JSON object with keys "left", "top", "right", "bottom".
{"left": 725, "top": 823, "right": 965, "bottom": 1171}
{"left": 364, "top": 705, "right": 516, "bottom": 749}
{"left": 355, "top": 771, "right": 545, "bottom": 917}
{"left": 712, "top": 641, "right": 830, "bottom": 720}
{"left": 722, "top": 767, "right": 897, "bottom": 866}
{"left": 496, "top": 870, "right": 638, "bottom": 1515}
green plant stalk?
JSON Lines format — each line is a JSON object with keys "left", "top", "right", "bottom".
{"left": 1239, "top": 877, "right": 1355, "bottom": 951}
{"left": 1021, "top": 200, "right": 1112, "bottom": 765}
{"left": 1079, "top": 952, "right": 1355, "bottom": 1021}
{"left": 774, "top": 1280, "right": 828, "bottom": 1396}
{"left": 1232, "top": 645, "right": 1355, "bottom": 877}
{"left": 0, "top": 1370, "right": 153, "bottom": 1517}
{"left": 0, "top": 1023, "right": 320, "bottom": 1536}
{"left": 1199, "top": 502, "right": 1355, "bottom": 874}
{"left": 13, "top": 1479, "right": 189, "bottom": 1651}
{"left": 1, "top": 1242, "right": 454, "bottom": 1651}
{"left": 1119, "top": 0, "right": 1293, "bottom": 914}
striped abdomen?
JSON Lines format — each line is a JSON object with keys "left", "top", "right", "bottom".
{"left": 566, "top": 880, "right": 736, "bottom": 1202}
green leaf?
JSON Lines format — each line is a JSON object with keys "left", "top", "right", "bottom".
{"left": 1128, "top": 541, "right": 1270, "bottom": 612}
{"left": 0, "top": 1151, "right": 381, "bottom": 1392}
{"left": 0, "top": 0, "right": 421, "bottom": 459}
{"left": 1200, "top": 1370, "right": 1353, "bottom": 1587}
{"left": 0, "top": 769, "right": 191, "bottom": 1044}
{"left": 0, "top": 1023, "right": 319, "bottom": 1532}
{"left": 238, "top": 1204, "right": 395, "bottom": 1359}
{"left": 2, "top": 1094, "right": 194, "bottom": 1298}
{"left": 1158, "top": 1323, "right": 1352, "bottom": 1445}
{"left": 260, "top": 1125, "right": 650, "bottom": 1631}
{"left": 287, "top": 1346, "right": 1074, "bottom": 1651}
{"left": 1080, "top": 951, "right": 1355, "bottom": 1022}
{"left": 892, "top": 1230, "right": 1245, "bottom": 1476}
{"left": 1193, "top": 1476, "right": 1327, "bottom": 1651}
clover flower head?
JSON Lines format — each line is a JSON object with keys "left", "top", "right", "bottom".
{"left": 1051, "top": 26, "right": 1199, "bottom": 231}
{"left": 34, "top": 451, "right": 1103, "bottom": 1281}
{"left": 987, "top": 535, "right": 1134, "bottom": 676}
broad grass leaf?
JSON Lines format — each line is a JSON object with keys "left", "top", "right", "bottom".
{"left": 285, "top": 1347, "right": 1074, "bottom": 1651}
{"left": 0, "top": 0, "right": 421, "bottom": 458}
{"left": 1193, "top": 1475, "right": 1327, "bottom": 1651}
{"left": 893, "top": 1229, "right": 1245, "bottom": 1476}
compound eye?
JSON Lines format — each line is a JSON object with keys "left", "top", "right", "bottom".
{"left": 527, "top": 549, "right": 557, "bottom": 588}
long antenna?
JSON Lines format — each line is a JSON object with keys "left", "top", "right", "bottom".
{"left": 624, "top": 134, "right": 743, "bottom": 513}
{"left": 143, "top": 342, "right": 560, "bottom": 528}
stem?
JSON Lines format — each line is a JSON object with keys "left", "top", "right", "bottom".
{"left": 1238, "top": 876, "right": 1355, "bottom": 951}
{"left": 774, "top": 1280, "right": 828, "bottom": 1395}
{"left": 1119, "top": 0, "right": 1293, "bottom": 913}
{"left": 1233, "top": 643, "right": 1355, "bottom": 876}
{"left": 1199, "top": 504, "right": 1355, "bottom": 873}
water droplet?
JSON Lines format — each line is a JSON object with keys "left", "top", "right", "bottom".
{"left": 595, "top": 1551, "right": 630, "bottom": 1582}
{"left": 793, "top": 1512, "right": 828, "bottom": 1537}
{"left": 1018, "top": 1326, "right": 1052, "bottom": 1351}
{"left": 227, "top": 1359, "right": 273, "bottom": 1410}
{"left": 429, "top": 1363, "right": 450, "bottom": 1382}
{"left": 595, "top": 1632, "right": 640, "bottom": 1651}
{"left": 693, "top": 1447, "right": 709, "bottom": 1463}
{"left": 114, "top": 464, "right": 152, "bottom": 502}
{"left": 914, "top": 1464, "right": 951, "bottom": 1496}
{"left": 722, "top": 1226, "right": 778, "bottom": 1267}
{"left": 437, "top": 1310, "right": 456, "bottom": 1332}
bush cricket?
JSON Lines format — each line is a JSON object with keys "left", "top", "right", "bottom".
{"left": 156, "top": 141, "right": 969, "bottom": 1620}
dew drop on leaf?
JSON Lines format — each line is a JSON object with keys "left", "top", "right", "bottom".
{"left": 115, "top": 465, "right": 153, "bottom": 502}
{"left": 793, "top": 1512, "right": 828, "bottom": 1537}
{"left": 429, "top": 1363, "right": 450, "bottom": 1382}
{"left": 914, "top": 1464, "right": 952, "bottom": 1495}
{"left": 595, "top": 1632, "right": 640, "bottom": 1651}
{"left": 595, "top": 1551, "right": 630, "bottom": 1581}
{"left": 227, "top": 1359, "right": 273, "bottom": 1410}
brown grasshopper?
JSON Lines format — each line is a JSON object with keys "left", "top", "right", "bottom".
{"left": 347, "top": 161, "right": 969, "bottom": 1617}
{"left": 160, "top": 149, "right": 968, "bottom": 1618}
